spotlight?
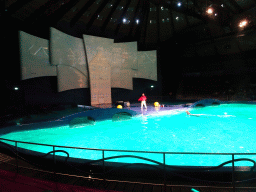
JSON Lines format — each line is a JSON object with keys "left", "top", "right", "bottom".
{"left": 136, "top": 19, "right": 139, "bottom": 24}
{"left": 151, "top": 85, "right": 154, "bottom": 88}
{"left": 14, "top": 87, "right": 19, "bottom": 91}
{"left": 177, "top": 2, "right": 182, "bottom": 7}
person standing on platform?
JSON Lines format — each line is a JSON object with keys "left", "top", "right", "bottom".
{"left": 138, "top": 93, "right": 147, "bottom": 110}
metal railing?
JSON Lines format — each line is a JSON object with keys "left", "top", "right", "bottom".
{"left": 0, "top": 137, "right": 256, "bottom": 192}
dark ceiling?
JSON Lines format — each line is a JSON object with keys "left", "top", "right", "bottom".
{"left": 1, "top": 0, "right": 256, "bottom": 51}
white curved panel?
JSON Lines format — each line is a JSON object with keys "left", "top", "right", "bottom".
{"left": 111, "top": 42, "right": 138, "bottom": 70}
{"left": 57, "top": 65, "right": 89, "bottom": 92}
{"left": 20, "top": 31, "right": 56, "bottom": 80}
{"left": 83, "top": 35, "right": 112, "bottom": 105}
{"left": 50, "top": 28, "right": 89, "bottom": 91}
{"left": 83, "top": 35, "right": 113, "bottom": 64}
{"left": 110, "top": 42, "right": 135, "bottom": 90}
{"left": 50, "top": 28, "right": 87, "bottom": 66}
{"left": 135, "top": 50, "right": 157, "bottom": 81}
{"left": 111, "top": 68, "right": 133, "bottom": 90}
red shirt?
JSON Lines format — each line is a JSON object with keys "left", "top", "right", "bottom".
{"left": 138, "top": 95, "right": 147, "bottom": 101}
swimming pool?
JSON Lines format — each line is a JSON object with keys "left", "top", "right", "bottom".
{"left": 1, "top": 103, "right": 256, "bottom": 167}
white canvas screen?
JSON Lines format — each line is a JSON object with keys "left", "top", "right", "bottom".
{"left": 135, "top": 50, "right": 157, "bottom": 81}
{"left": 111, "top": 68, "right": 133, "bottom": 90}
{"left": 19, "top": 31, "right": 56, "bottom": 80}
{"left": 83, "top": 35, "right": 113, "bottom": 64}
{"left": 111, "top": 42, "right": 138, "bottom": 70}
{"left": 110, "top": 42, "right": 137, "bottom": 90}
{"left": 50, "top": 28, "right": 88, "bottom": 92}
{"left": 83, "top": 35, "right": 112, "bottom": 105}
{"left": 57, "top": 65, "right": 88, "bottom": 92}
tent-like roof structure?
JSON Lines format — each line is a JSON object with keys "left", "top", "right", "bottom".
{"left": 2, "top": 0, "right": 256, "bottom": 51}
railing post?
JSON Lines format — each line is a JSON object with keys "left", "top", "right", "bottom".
{"left": 232, "top": 154, "right": 235, "bottom": 192}
{"left": 102, "top": 150, "right": 105, "bottom": 180}
{"left": 53, "top": 146, "right": 57, "bottom": 184}
{"left": 53, "top": 146, "right": 56, "bottom": 165}
{"left": 163, "top": 153, "right": 166, "bottom": 192}
{"left": 15, "top": 141, "right": 18, "bottom": 173}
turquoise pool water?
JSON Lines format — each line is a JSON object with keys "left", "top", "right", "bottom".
{"left": 1, "top": 103, "right": 256, "bottom": 167}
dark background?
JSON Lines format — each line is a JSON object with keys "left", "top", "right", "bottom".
{"left": 1, "top": 0, "right": 256, "bottom": 116}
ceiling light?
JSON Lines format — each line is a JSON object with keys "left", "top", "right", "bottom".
{"left": 239, "top": 20, "right": 248, "bottom": 28}
{"left": 177, "top": 2, "right": 182, "bottom": 7}
{"left": 136, "top": 19, "right": 139, "bottom": 24}
{"left": 123, "top": 18, "right": 130, "bottom": 24}
{"left": 207, "top": 8, "right": 213, "bottom": 14}
{"left": 241, "top": 21, "right": 247, "bottom": 25}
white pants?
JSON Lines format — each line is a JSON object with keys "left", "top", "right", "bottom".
{"left": 141, "top": 101, "right": 147, "bottom": 109}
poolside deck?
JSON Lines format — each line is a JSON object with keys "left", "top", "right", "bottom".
{"left": 0, "top": 152, "right": 255, "bottom": 192}
{"left": 129, "top": 104, "right": 187, "bottom": 116}
{"left": 0, "top": 103, "right": 188, "bottom": 128}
